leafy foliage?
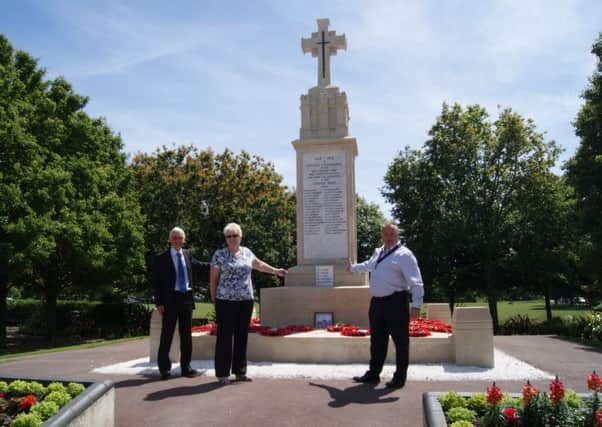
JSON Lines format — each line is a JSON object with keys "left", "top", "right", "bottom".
{"left": 0, "top": 34, "right": 145, "bottom": 342}
{"left": 383, "top": 103, "right": 563, "bottom": 330}
{"left": 66, "top": 383, "right": 84, "bottom": 397}
{"left": 0, "top": 380, "right": 85, "bottom": 427}
{"left": 439, "top": 391, "right": 467, "bottom": 411}
{"left": 9, "top": 413, "right": 41, "bottom": 427}
{"left": 566, "top": 32, "right": 602, "bottom": 293}
{"left": 440, "top": 377, "right": 602, "bottom": 427}
{"left": 355, "top": 195, "right": 386, "bottom": 262}
{"left": 447, "top": 407, "right": 476, "bottom": 424}
{"left": 130, "top": 146, "right": 296, "bottom": 297}
{"left": 43, "top": 391, "right": 71, "bottom": 408}
{"left": 29, "top": 401, "right": 59, "bottom": 422}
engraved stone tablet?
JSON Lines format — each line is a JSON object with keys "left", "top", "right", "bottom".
{"left": 302, "top": 152, "right": 348, "bottom": 259}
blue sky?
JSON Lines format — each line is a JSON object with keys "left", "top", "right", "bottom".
{"left": 2, "top": 1, "right": 601, "bottom": 215}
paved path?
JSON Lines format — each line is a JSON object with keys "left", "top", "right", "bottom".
{"left": 0, "top": 336, "right": 600, "bottom": 426}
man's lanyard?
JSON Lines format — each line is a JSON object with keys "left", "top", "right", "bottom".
{"left": 376, "top": 243, "right": 401, "bottom": 266}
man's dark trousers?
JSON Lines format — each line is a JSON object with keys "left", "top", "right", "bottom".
{"left": 367, "top": 291, "right": 409, "bottom": 380}
{"left": 158, "top": 291, "right": 194, "bottom": 373}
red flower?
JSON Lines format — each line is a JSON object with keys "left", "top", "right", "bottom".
{"left": 18, "top": 394, "right": 36, "bottom": 410}
{"left": 503, "top": 407, "right": 517, "bottom": 423}
{"left": 587, "top": 371, "right": 602, "bottom": 392}
{"left": 522, "top": 380, "right": 538, "bottom": 404}
{"left": 549, "top": 376, "right": 565, "bottom": 404}
{"left": 595, "top": 409, "right": 602, "bottom": 427}
{"left": 486, "top": 382, "right": 503, "bottom": 406}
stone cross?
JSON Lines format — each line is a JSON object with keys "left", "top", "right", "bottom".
{"left": 302, "top": 18, "right": 347, "bottom": 88}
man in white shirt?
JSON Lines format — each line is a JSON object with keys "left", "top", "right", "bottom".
{"left": 345, "top": 222, "right": 424, "bottom": 389}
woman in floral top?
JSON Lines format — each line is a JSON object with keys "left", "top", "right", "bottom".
{"left": 209, "top": 222, "right": 287, "bottom": 385}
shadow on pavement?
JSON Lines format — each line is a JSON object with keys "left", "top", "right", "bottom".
{"left": 549, "top": 336, "right": 602, "bottom": 354}
{"left": 144, "top": 382, "right": 222, "bottom": 401}
{"left": 309, "top": 382, "right": 399, "bottom": 408}
{"left": 114, "top": 378, "right": 157, "bottom": 389}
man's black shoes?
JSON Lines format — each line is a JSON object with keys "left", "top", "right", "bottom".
{"left": 385, "top": 377, "right": 406, "bottom": 389}
{"left": 160, "top": 370, "right": 171, "bottom": 380}
{"left": 181, "top": 368, "right": 199, "bottom": 378}
{"left": 352, "top": 372, "right": 380, "bottom": 384}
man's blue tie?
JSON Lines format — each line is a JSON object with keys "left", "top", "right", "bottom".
{"left": 176, "top": 252, "right": 187, "bottom": 292}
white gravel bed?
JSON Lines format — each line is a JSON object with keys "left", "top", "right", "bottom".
{"left": 93, "top": 349, "right": 553, "bottom": 381}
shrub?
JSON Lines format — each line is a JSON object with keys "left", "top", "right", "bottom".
{"left": 7, "top": 381, "right": 30, "bottom": 397}
{"left": 9, "top": 413, "right": 42, "bottom": 427}
{"left": 43, "top": 391, "right": 71, "bottom": 408}
{"left": 447, "top": 407, "right": 475, "bottom": 423}
{"left": 10, "top": 300, "right": 152, "bottom": 338}
{"left": 46, "top": 382, "right": 66, "bottom": 393}
{"left": 449, "top": 421, "right": 475, "bottom": 427}
{"left": 565, "top": 389, "right": 583, "bottom": 408}
{"left": 439, "top": 391, "right": 466, "bottom": 411}
{"left": 465, "top": 392, "right": 488, "bottom": 415}
{"left": 441, "top": 374, "right": 602, "bottom": 427}
{"left": 583, "top": 312, "right": 602, "bottom": 341}
{"left": 0, "top": 380, "right": 86, "bottom": 426}
{"left": 66, "top": 382, "right": 85, "bottom": 397}
{"left": 558, "top": 315, "right": 590, "bottom": 338}
{"left": 499, "top": 392, "right": 521, "bottom": 407}
{"left": 30, "top": 400, "right": 59, "bottom": 421}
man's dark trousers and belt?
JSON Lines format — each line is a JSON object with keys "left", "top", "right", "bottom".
{"left": 354, "top": 291, "right": 409, "bottom": 388}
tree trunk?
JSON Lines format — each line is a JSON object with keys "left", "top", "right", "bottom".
{"left": 484, "top": 262, "right": 499, "bottom": 334}
{"left": 44, "top": 280, "right": 58, "bottom": 343}
{"left": 447, "top": 281, "right": 456, "bottom": 315}
{"left": 543, "top": 283, "right": 553, "bottom": 323}
{"left": 0, "top": 278, "right": 7, "bottom": 348}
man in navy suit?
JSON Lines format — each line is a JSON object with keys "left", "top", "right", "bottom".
{"left": 154, "top": 226, "right": 206, "bottom": 379}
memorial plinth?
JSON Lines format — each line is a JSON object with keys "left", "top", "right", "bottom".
{"left": 260, "top": 18, "right": 367, "bottom": 328}
{"left": 149, "top": 305, "right": 494, "bottom": 367}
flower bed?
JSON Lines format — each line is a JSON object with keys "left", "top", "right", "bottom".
{"left": 191, "top": 318, "right": 314, "bottom": 336}
{"left": 191, "top": 317, "right": 452, "bottom": 338}
{"left": 0, "top": 375, "right": 113, "bottom": 427}
{"left": 423, "top": 372, "right": 602, "bottom": 427}
{"left": 327, "top": 318, "right": 452, "bottom": 337}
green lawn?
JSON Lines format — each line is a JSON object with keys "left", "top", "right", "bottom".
{"left": 152, "top": 300, "right": 590, "bottom": 324}
{"left": 193, "top": 299, "right": 591, "bottom": 324}
{"left": 452, "top": 300, "right": 591, "bottom": 323}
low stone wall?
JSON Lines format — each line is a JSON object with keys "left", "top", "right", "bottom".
{"left": 0, "top": 375, "right": 114, "bottom": 427}
{"left": 149, "top": 304, "right": 494, "bottom": 368}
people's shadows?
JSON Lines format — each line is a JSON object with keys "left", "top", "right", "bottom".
{"left": 144, "top": 381, "right": 222, "bottom": 401}
{"left": 114, "top": 378, "right": 157, "bottom": 389}
{"left": 309, "top": 382, "right": 399, "bottom": 408}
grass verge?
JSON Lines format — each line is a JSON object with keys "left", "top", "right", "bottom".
{"left": 0, "top": 336, "right": 147, "bottom": 362}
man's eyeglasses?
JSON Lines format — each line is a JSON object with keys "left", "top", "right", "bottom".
{"left": 225, "top": 235, "right": 240, "bottom": 239}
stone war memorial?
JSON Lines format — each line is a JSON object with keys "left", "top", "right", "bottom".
{"left": 150, "top": 18, "right": 495, "bottom": 368}
{"left": 260, "top": 18, "right": 370, "bottom": 328}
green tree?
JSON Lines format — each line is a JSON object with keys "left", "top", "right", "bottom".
{"left": 0, "top": 34, "right": 145, "bottom": 343}
{"left": 512, "top": 174, "right": 576, "bottom": 320}
{"left": 130, "top": 146, "right": 296, "bottom": 299}
{"left": 355, "top": 195, "right": 387, "bottom": 262}
{"left": 566, "top": 32, "right": 602, "bottom": 293}
{"left": 383, "top": 103, "right": 561, "bottom": 331}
